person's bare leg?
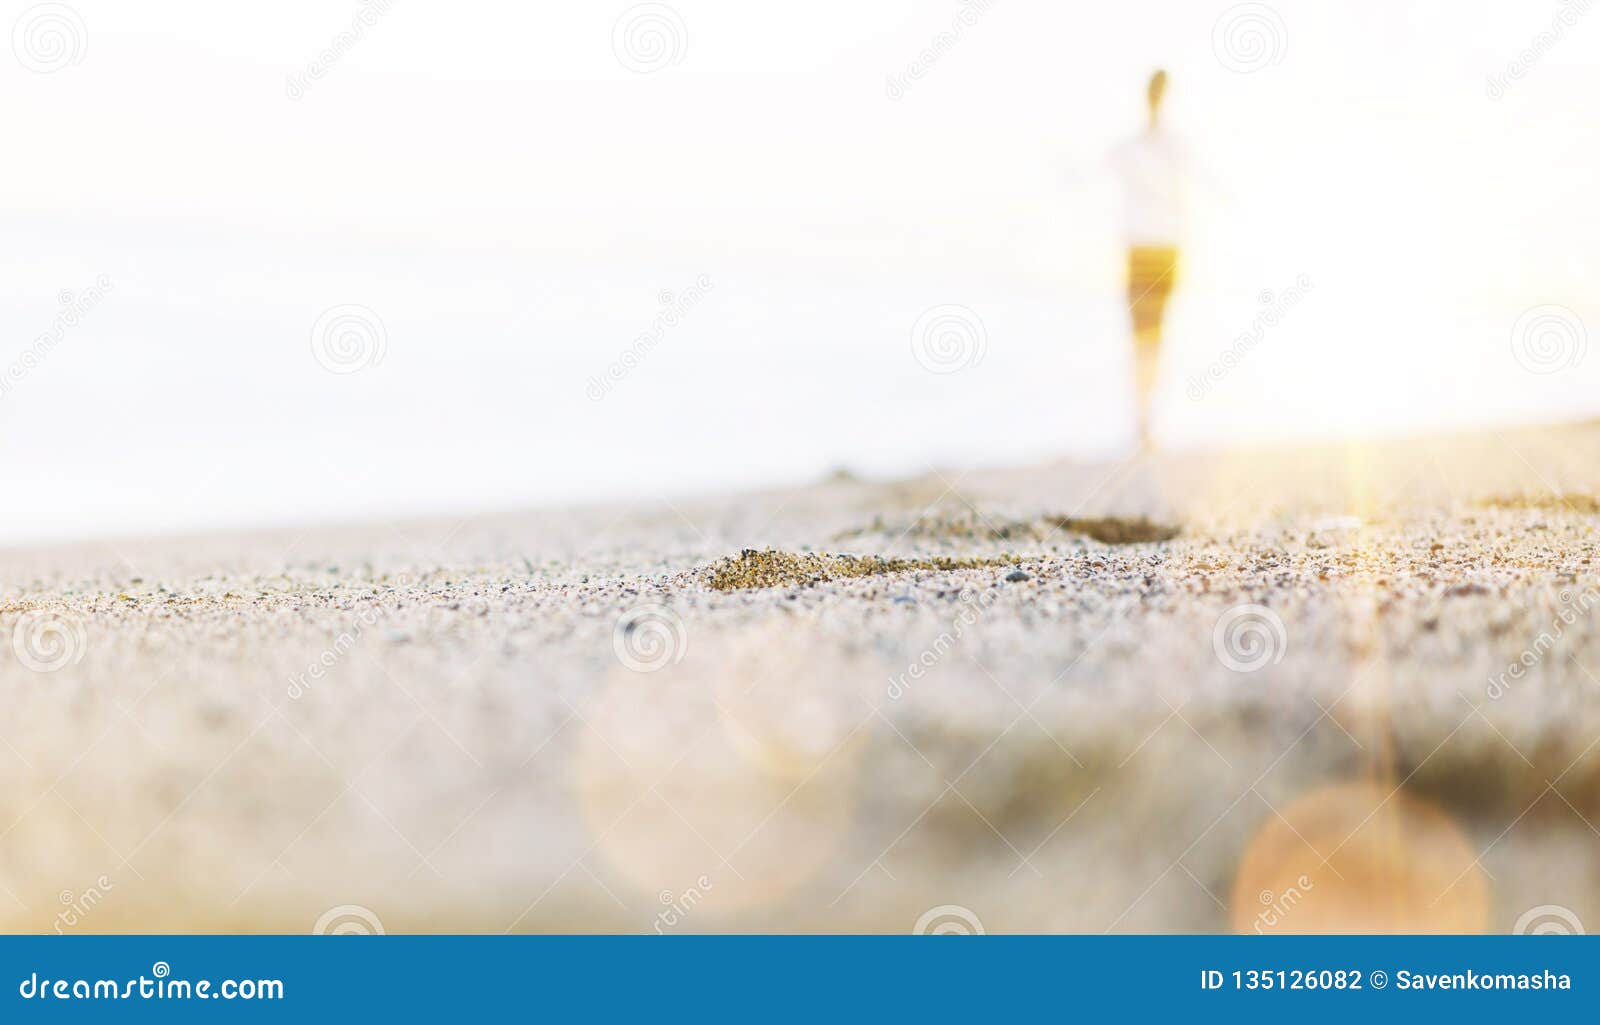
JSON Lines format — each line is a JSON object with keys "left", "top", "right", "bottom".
{"left": 1125, "top": 246, "right": 1176, "bottom": 452}
{"left": 1132, "top": 330, "right": 1161, "bottom": 450}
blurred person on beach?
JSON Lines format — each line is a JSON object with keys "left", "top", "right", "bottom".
{"left": 1108, "top": 69, "right": 1185, "bottom": 452}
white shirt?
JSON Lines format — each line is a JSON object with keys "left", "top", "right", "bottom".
{"left": 1108, "top": 127, "right": 1189, "bottom": 245}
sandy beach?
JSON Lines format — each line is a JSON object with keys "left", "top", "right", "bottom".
{"left": 3, "top": 421, "right": 1600, "bottom": 934}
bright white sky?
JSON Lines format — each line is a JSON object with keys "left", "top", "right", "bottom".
{"left": 1, "top": 0, "right": 1596, "bottom": 542}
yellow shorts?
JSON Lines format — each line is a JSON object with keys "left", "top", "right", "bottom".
{"left": 1127, "top": 246, "right": 1179, "bottom": 340}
